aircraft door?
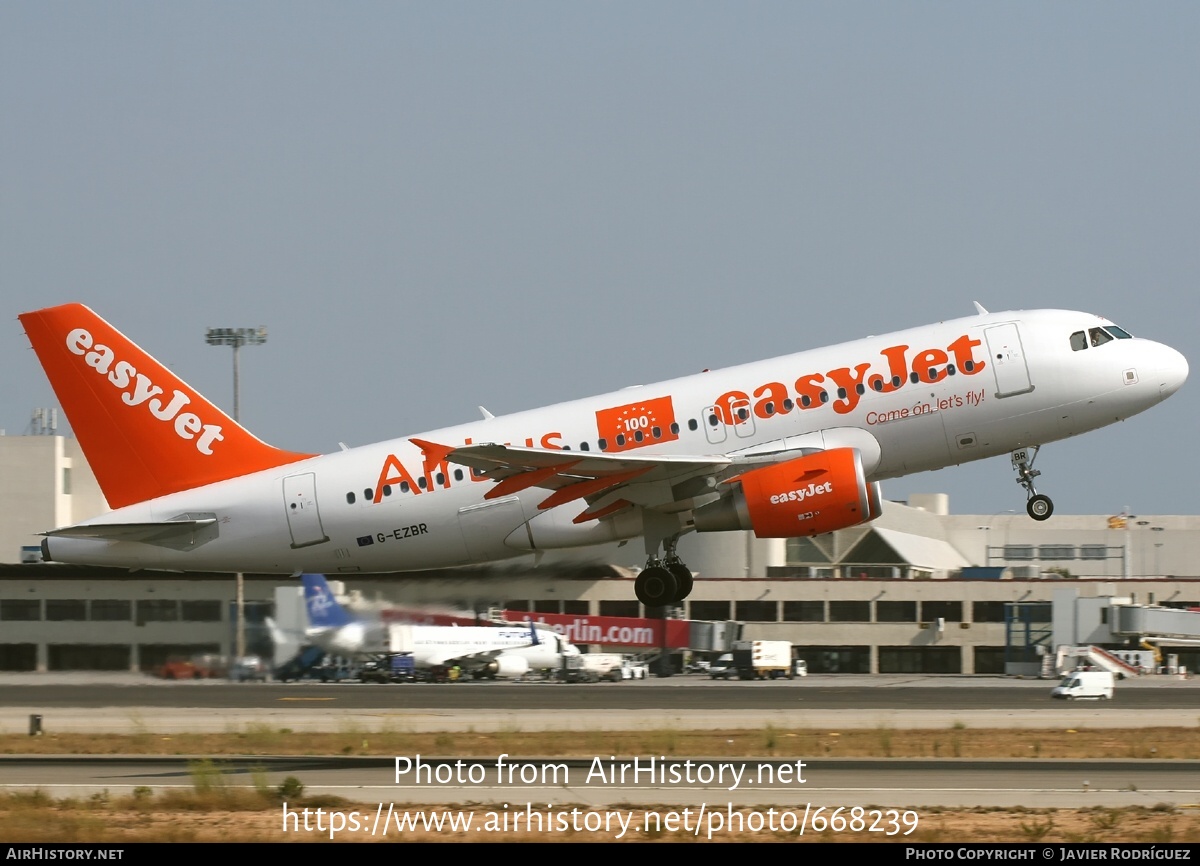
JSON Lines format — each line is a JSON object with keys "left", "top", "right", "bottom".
{"left": 702, "top": 405, "right": 728, "bottom": 445}
{"left": 730, "top": 397, "right": 756, "bottom": 439}
{"left": 984, "top": 323, "right": 1034, "bottom": 398}
{"left": 283, "top": 473, "right": 330, "bottom": 549}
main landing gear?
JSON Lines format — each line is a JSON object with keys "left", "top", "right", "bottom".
{"left": 1011, "top": 446, "right": 1054, "bottom": 521}
{"left": 635, "top": 531, "right": 694, "bottom": 608}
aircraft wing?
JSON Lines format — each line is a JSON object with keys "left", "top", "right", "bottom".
{"left": 424, "top": 647, "right": 509, "bottom": 669}
{"left": 412, "top": 438, "right": 731, "bottom": 521}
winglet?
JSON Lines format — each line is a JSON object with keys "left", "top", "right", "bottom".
{"left": 526, "top": 617, "right": 540, "bottom": 646}
{"left": 18, "top": 303, "right": 315, "bottom": 508}
{"left": 973, "top": 301, "right": 989, "bottom": 315}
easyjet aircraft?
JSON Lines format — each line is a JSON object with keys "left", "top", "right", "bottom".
{"left": 18, "top": 303, "right": 1187, "bottom": 606}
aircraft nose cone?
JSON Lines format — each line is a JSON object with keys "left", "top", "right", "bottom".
{"left": 1158, "top": 344, "right": 1189, "bottom": 399}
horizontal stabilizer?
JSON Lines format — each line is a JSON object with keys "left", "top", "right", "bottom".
{"left": 43, "top": 516, "right": 218, "bottom": 550}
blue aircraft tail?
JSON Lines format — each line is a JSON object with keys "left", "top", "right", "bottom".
{"left": 301, "top": 574, "right": 356, "bottom": 629}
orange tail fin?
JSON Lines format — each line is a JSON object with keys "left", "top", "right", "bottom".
{"left": 19, "top": 303, "right": 316, "bottom": 508}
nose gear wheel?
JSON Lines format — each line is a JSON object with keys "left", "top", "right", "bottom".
{"left": 1011, "top": 447, "right": 1054, "bottom": 521}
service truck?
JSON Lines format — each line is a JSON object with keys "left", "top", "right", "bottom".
{"left": 1051, "top": 670, "right": 1114, "bottom": 700}
{"left": 731, "top": 640, "right": 795, "bottom": 680}
{"left": 580, "top": 653, "right": 625, "bottom": 681}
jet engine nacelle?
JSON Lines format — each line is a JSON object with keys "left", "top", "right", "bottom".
{"left": 693, "top": 447, "right": 882, "bottom": 537}
{"left": 481, "top": 654, "right": 531, "bottom": 679}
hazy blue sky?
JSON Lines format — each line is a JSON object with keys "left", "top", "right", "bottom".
{"left": 3, "top": 3, "right": 1197, "bottom": 517}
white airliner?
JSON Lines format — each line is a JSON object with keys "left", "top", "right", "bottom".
{"left": 299, "top": 574, "right": 577, "bottom": 678}
{"left": 19, "top": 303, "right": 1187, "bottom": 606}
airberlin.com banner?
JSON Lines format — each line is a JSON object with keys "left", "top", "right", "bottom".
{"left": 504, "top": 611, "right": 690, "bottom": 648}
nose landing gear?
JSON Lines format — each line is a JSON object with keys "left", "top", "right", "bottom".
{"left": 1012, "top": 447, "right": 1054, "bottom": 521}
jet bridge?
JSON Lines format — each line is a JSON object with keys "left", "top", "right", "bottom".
{"left": 1110, "top": 604, "right": 1200, "bottom": 642}
{"left": 1052, "top": 592, "right": 1200, "bottom": 676}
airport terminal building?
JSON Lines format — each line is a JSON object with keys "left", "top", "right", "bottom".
{"left": 3, "top": 433, "right": 1198, "bottom": 674}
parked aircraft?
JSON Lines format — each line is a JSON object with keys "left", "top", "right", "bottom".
{"left": 299, "top": 574, "right": 577, "bottom": 678}
{"left": 19, "top": 303, "right": 1187, "bottom": 606}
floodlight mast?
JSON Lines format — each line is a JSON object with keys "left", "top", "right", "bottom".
{"left": 204, "top": 327, "right": 267, "bottom": 423}
{"left": 205, "top": 326, "right": 267, "bottom": 666}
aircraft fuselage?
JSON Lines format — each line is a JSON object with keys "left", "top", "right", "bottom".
{"left": 39, "top": 308, "right": 1188, "bottom": 575}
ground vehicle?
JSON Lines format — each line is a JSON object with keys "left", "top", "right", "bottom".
{"left": 315, "top": 659, "right": 358, "bottom": 682}
{"left": 273, "top": 647, "right": 327, "bottom": 682}
{"left": 153, "top": 654, "right": 226, "bottom": 680}
{"left": 153, "top": 657, "right": 205, "bottom": 680}
{"left": 230, "top": 655, "right": 269, "bottom": 682}
{"left": 709, "top": 653, "right": 738, "bottom": 680}
{"left": 1051, "top": 670, "right": 1114, "bottom": 700}
{"left": 732, "top": 640, "right": 795, "bottom": 680}
{"left": 621, "top": 659, "right": 650, "bottom": 679}
{"left": 359, "top": 654, "right": 419, "bottom": 683}
{"left": 557, "top": 655, "right": 600, "bottom": 682}
{"left": 580, "top": 653, "right": 625, "bottom": 681}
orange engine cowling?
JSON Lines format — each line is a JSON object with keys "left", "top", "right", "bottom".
{"left": 693, "top": 448, "right": 882, "bottom": 537}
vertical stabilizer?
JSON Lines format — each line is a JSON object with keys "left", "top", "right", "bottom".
{"left": 19, "top": 303, "right": 315, "bottom": 508}
{"left": 301, "top": 574, "right": 356, "bottom": 630}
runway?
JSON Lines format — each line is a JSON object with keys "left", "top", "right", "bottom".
{"left": 1, "top": 673, "right": 1196, "bottom": 734}
{"left": 3, "top": 672, "right": 1198, "bottom": 812}
{"left": 3, "top": 755, "right": 1199, "bottom": 810}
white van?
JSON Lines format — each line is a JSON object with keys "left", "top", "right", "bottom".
{"left": 1051, "top": 670, "right": 1114, "bottom": 701}
{"left": 709, "top": 653, "right": 737, "bottom": 680}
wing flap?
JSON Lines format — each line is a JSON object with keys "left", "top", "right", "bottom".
{"left": 411, "top": 440, "right": 732, "bottom": 515}
{"left": 436, "top": 442, "right": 729, "bottom": 483}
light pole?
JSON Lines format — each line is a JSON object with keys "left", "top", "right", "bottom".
{"left": 205, "top": 327, "right": 267, "bottom": 422}
{"left": 205, "top": 326, "right": 267, "bottom": 665}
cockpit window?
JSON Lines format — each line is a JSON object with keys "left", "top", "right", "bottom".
{"left": 1073, "top": 325, "right": 1129, "bottom": 351}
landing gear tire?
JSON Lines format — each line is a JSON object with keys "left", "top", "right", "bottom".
{"left": 635, "top": 565, "right": 678, "bottom": 608}
{"left": 1027, "top": 494, "right": 1054, "bottom": 521}
{"left": 666, "top": 561, "right": 693, "bottom": 602}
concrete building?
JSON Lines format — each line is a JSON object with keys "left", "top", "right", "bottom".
{"left": 2, "top": 564, "right": 1197, "bottom": 675}
{"left": 0, "top": 431, "right": 106, "bottom": 563}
